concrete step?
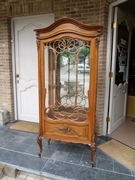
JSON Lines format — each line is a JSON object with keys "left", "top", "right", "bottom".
{"left": 0, "top": 164, "right": 17, "bottom": 179}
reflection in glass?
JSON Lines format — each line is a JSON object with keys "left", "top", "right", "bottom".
{"left": 46, "top": 38, "right": 90, "bottom": 122}
{"left": 115, "top": 21, "right": 129, "bottom": 85}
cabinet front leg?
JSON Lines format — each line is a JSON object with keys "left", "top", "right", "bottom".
{"left": 37, "top": 136, "right": 42, "bottom": 158}
{"left": 47, "top": 138, "right": 51, "bottom": 145}
{"left": 90, "top": 142, "right": 96, "bottom": 167}
{"left": 89, "top": 133, "right": 97, "bottom": 167}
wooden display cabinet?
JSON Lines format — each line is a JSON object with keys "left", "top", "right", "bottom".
{"left": 34, "top": 18, "right": 102, "bottom": 166}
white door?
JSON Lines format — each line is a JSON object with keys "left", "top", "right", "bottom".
{"left": 12, "top": 14, "right": 54, "bottom": 122}
{"left": 108, "top": 7, "right": 131, "bottom": 134}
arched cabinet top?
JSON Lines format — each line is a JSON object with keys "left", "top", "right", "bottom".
{"left": 34, "top": 18, "right": 102, "bottom": 40}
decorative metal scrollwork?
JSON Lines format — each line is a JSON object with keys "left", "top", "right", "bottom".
{"left": 45, "top": 38, "right": 90, "bottom": 54}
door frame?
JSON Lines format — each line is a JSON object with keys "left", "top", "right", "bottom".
{"left": 11, "top": 13, "right": 54, "bottom": 121}
{"left": 103, "top": 0, "right": 128, "bottom": 135}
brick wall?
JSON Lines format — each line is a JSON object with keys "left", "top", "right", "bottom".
{"left": 96, "top": 1, "right": 110, "bottom": 135}
{"left": 0, "top": 0, "right": 116, "bottom": 135}
{"left": 55, "top": 0, "right": 100, "bottom": 24}
{"left": 0, "top": 4, "right": 14, "bottom": 119}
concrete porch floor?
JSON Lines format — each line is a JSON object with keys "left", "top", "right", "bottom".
{"left": 0, "top": 122, "right": 135, "bottom": 180}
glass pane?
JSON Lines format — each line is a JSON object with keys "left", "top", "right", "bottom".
{"left": 46, "top": 38, "right": 90, "bottom": 122}
{"left": 115, "top": 21, "right": 129, "bottom": 85}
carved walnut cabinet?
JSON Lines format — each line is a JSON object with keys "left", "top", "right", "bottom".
{"left": 34, "top": 18, "right": 102, "bottom": 166}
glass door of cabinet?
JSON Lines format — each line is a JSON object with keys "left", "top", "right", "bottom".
{"left": 46, "top": 38, "right": 90, "bottom": 122}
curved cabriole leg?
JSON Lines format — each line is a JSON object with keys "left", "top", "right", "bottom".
{"left": 90, "top": 142, "right": 96, "bottom": 167}
{"left": 48, "top": 138, "right": 51, "bottom": 145}
{"left": 37, "top": 136, "right": 42, "bottom": 158}
{"left": 89, "top": 133, "right": 97, "bottom": 167}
